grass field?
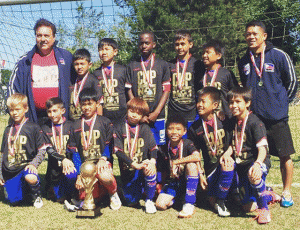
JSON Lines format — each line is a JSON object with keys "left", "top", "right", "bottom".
{"left": 0, "top": 109, "right": 299, "bottom": 230}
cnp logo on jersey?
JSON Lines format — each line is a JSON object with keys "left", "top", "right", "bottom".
{"left": 243, "top": 63, "right": 250, "bottom": 75}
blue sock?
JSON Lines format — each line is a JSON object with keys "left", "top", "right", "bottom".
{"left": 185, "top": 176, "right": 199, "bottom": 204}
{"left": 145, "top": 174, "right": 156, "bottom": 200}
{"left": 251, "top": 179, "right": 268, "bottom": 210}
{"left": 218, "top": 170, "right": 234, "bottom": 200}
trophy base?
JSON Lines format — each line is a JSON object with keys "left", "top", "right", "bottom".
{"left": 76, "top": 207, "right": 101, "bottom": 218}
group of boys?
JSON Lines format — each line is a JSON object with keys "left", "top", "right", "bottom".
{"left": 0, "top": 20, "right": 296, "bottom": 225}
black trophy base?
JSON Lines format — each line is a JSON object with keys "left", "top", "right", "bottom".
{"left": 76, "top": 207, "right": 101, "bottom": 218}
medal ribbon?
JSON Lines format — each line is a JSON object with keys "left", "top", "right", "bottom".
{"left": 202, "top": 114, "right": 218, "bottom": 156}
{"left": 203, "top": 64, "right": 221, "bottom": 87}
{"left": 249, "top": 45, "right": 266, "bottom": 82}
{"left": 176, "top": 54, "right": 191, "bottom": 90}
{"left": 168, "top": 140, "right": 183, "bottom": 177}
{"left": 81, "top": 114, "right": 97, "bottom": 151}
{"left": 125, "top": 121, "right": 140, "bottom": 159}
{"left": 52, "top": 122, "right": 63, "bottom": 154}
{"left": 101, "top": 63, "right": 114, "bottom": 95}
{"left": 73, "top": 73, "right": 89, "bottom": 107}
{"left": 235, "top": 112, "right": 250, "bottom": 157}
{"left": 8, "top": 118, "right": 28, "bottom": 156}
{"left": 140, "top": 53, "right": 155, "bottom": 88}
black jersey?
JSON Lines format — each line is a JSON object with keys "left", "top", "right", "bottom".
{"left": 126, "top": 55, "right": 171, "bottom": 119}
{"left": 200, "top": 67, "right": 238, "bottom": 118}
{"left": 68, "top": 115, "right": 113, "bottom": 163}
{"left": 168, "top": 56, "right": 202, "bottom": 121}
{"left": 188, "top": 115, "right": 231, "bottom": 176}
{"left": 69, "top": 73, "right": 102, "bottom": 121}
{"left": 1, "top": 120, "right": 48, "bottom": 176}
{"left": 231, "top": 112, "right": 270, "bottom": 169}
{"left": 114, "top": 122, "right": 158, "bottom": 173}
{"left": 93, "top": 64, "right": 127, "bottom": 125}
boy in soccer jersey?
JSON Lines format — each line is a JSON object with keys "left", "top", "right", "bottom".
{"left": 0, "top": 93, "right": 49, "bottom": 208}
{"left": 41, "top": 97, "right": 77, "bottom": 204}
{"left": 188, "top": 87, "right": 234, "bottom": 217}
{"left": 93, "top": 38, "right": 127, "bottom": 126}
{"left": 226, "top": 87, "right": 280, "bottom": 224}
{"left": 156, "top": 116, "right": 201, "bottom": 218}
{"left": 114, "top": 97, "right": 158, "bottom": 214}
{"left": 168, "top": 30, "right": 203, "bottom": 128}
{"left": 126, "top": 31, "right": 171, "bottom": 146}
{"left": 69, "top": 48, "right": 102, "bottom": 120}
{"left": 68, "top": 87, "right": 121, "bottom": 210}
{"left": 201, "top": 40, "right": 238, "bottom": 118}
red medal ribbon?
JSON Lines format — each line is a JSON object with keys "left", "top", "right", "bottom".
{"left": 73, "top": 73, "right": 89, "bottom": 107}
{"left": 101, "top": 63, "right": 114, "bottom": 95}
{"left": 168, "top": 140, "right": 183, "bottom": 177}
{"left": 81, "top": 114, "right": 97, "bottom": 151}
{"left": 202, "top": 114, "right": 218, "bottom": 156}
{"left": 125, "top": 121, "right": 140, "bottom": 159}
{"left": 249, "top": 46, "right": 265, "bottom": 81}
{"left": 8, "top": 118, "right": 28, "bottom": 156}
{"left": 176, "top": 54, "right": 191, "bottom": 90}
{"left": 235, "top": 112, "right": 250, "bottom": 157}
{"left": 203, "top": 64, "right": 221, "bottom": 87}
{"left": 140, "top": 53, "right": 155, "bottom": 89}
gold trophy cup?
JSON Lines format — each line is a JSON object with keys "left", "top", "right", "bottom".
{"left": 76, "top": 161, "right": 101, "bottom": 218}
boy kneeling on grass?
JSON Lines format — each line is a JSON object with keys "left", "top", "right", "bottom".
{"left": 0, "top": 93, "right": 49, "bottom": 208}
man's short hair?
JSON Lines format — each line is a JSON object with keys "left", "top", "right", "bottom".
{"left": 228, "top": 86, "right": 252, "bottom": 103}
{"left": 246, "top": 20, "right": 267, "bottom": 33}
{"left": 166, "top": 115, "right": 187, "bottom": 130}
{"left": 46, "top": 97, "right": 64, "bottom": 110}
{"left": 98, "top": 38, "right": 118, "bottom": 50}
{"left": 79, "top": 87, "right": 99, "bottom": 103}
{"left": 127, "top": 97, "right": 150, "bottom": 117}
{"left": 34, "top": 18, "right": 56, "bottom": 36}
{"left": 202, "top": 39, "right": 225, "bottom": 57}
{"left": 7, "top": 93, "right": 28, "bottom": 109}
{"left": 139, "top": 31, "right": 156, "bottom": 43}
{"left": 197, "top": 86, "right": 221, "bottom": 103}
{"left": 174, "top": 30, "right": 193, "bottom": 42}
{"left": 73, "top": 48, "right": 91, "bottom": 63}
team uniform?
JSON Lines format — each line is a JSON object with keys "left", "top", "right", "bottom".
{"left": 93, "top": 63, "right": 127, "bottom": 126}
{"left": 188, "top": 115, "right": 233, "bottom": 200}
{"left": 0, "top": 120, "right": 49, "bottom": 203}
{"left": 200, "top": 66, "right": 238, "bottom": 118}
{"left": 126, "top": 54, "right": 171, "bottom": 145}
{"left": 231, "top": 112, "right": 271, "bottom": 206}
{"left": 159, "top": 139, "right": 199, "bottom": 205}
{"left": 168, "top": 56, "right": 203, "bottom": 126}
{"left": 114, "top": 121, "right": 158, "bottom": 205}
{"left": 69, "top": 73, "right": 102, "bottom": 121}
{"left": 41, "top": 119, "right": 77, "bottom": 200}
{"left": 68, "top": 115, "right": 117, "bottom": 200}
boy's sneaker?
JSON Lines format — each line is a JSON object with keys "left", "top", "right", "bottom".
{"left": 145, "top": 199, "right": 157, "bottom": 214}
{"left": 33, "top": 196, "right": 43, "bottom": 209}
{"left": 71, "top": 199, "right": 84, "bottom": 209}
{"left": 254, "top": 208, "right": 271, "bottom": 224}
{"left": 110, "top": 192, "right": 122, "bottom": 210}
{"left": 64, "top": 200, "right": 78, "bottom": 212}
{"left": 214, "top": 199, "right": 230, "bottom": 217}
{"left": 281, "top": 191, "right": 294, "bottom": 207}
{"left": 178, "top": 203, "right": 195, "bottom": 218}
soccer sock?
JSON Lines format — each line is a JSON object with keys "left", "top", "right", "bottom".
{"left": 65, "top": 172, "right": 78, "bottom": 198}
{"left": 218, "top": 170, "right": 234, "bottom": 200}
{"left": 145, "top": 174, "right": 156, "bottom": 201}
{"left": 103, "top": 176, "right": 118, "bottom": 195}
{"left": 29, "top": 180, "right": 41, "bottom": 199}
{"left": 251, "top": 179, "right": 268, "bottom": 210}
{"left": 185, "top": 176, "right": 199, "bottom": 204}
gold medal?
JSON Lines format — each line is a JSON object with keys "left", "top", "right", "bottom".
{"left": 210, "top": 156, "right": 218, "bottom": 164}
{"left": 258, "top": 81, "right": 263, "bottom": 86}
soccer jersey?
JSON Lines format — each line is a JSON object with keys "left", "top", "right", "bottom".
{"left": 168, "top": 56, "right": 201, "bottom": 121}
{"left": 69, "top": 73, "right": 102, "bottom": 121}
{"left": 93, "top": 63, "right": 127, "bottom": 125}
{"left": 114, "top": 121, "right": 158, "bottom": 173}
{"left": 231, "top": 112, "right": 271, "bottom": 170}
{"left": 188, "top": 115, "right": 231, "bottom": 176}
{"left": 68, "top": 115, "right": 113, "bottom": 162}
{"left": 200, "top": 66, "right": 238, "bottom": 118}
{"left": 126, "top": 54, "right": 171, "bottom": 119}
{"left": 1, "top": 120, "right": 48, "bottom": 177}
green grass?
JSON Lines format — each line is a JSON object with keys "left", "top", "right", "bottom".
{"left": 0, "top": 110, "right": 299, "bottom": 230}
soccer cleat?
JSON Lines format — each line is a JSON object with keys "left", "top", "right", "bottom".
{"left": 281, "top": 191, "right": 294, "bottom": 207}
{"left": 145, "top": 199, "right": 157, "bottom": 214}
{"left": 64, "top": 200, "right": 78, "bottom": 212}
{"left": 214, "top": 199, "right": 230, "bottom": 217}
{"left": 71, "top": 199, "right": 84, "bottom": 209}
{"left": 110, "top": 192, "right": 122, "bottom": 210}
{"left": 33, "top": 196, "right": 43, "bottom": 209}
{"left": 178, "top": 203, "right": 195, "bottom": 218}
{"left": 254, "top": 208, "right": 271, "bottom": 224}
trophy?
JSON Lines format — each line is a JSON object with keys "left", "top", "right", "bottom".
{"left": 76, "top": 161, "right": 101, "bottom": 218}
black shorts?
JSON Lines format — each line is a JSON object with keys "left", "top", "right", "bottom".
{"left": 261, "top": 119, "right": 295, "bottom": 158}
